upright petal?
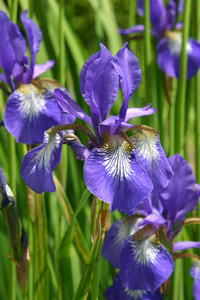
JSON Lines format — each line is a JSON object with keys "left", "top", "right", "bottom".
{"left": 83, "top": 133, "right": 153, "bottom": 213}
{"left": 105, "top": 274, "right": 163, "bottom": 300}
{"left": 20, "top": 10, "right": 42, "bottom": 82}
{"left": 80, "top": 43, "right": 113, "bottom": 105}
{"left": 92, "top": 63, "right": 119, "bottom": 122}
{"left": 119, "top": 228, "right": 174, "bottom": 292}
{"left": 101, "top": 216, "right": 142, "bottom": 268}
{"left": 159, "top": 154, "right": 195, "bottom": 221}
{"left": 20, "top": 132, "right": 62, "bottom": 193}
{"left": 0, "top": 11, "right": 26, "bottom": 89}
{"left": 113, "top": 43, "right": 141, "bottom": 120}
{"left": 4, "top": 82, "right": 63, "bottom": 144}
{"left": 130, "top": 125, "right": 173, "bottom": 191}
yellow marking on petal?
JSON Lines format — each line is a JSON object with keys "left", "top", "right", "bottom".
{"left": 17, "top": 83, "right": 51, "bottom": 120}
{"left": 164, "top": 30, "right": 182, "bottom": 56}
{"left": 33, "top": 78, "right": 62, "bottom": 91}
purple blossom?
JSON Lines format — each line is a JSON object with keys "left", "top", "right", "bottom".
{"left": 119, "top": 0, "right": 200, "bottom": 79}
{"left": 0, "top": 10, "right": 75, "bottom": 144}
{"left": 21, "top": 43, "right": 173, "bottom": 213}
{"left": 102, "top": 154, "right": 200, "bottom": 294}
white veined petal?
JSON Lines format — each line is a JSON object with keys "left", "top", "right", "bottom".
{"left": 17, "top": 83, "right": 54, "bottom": 120}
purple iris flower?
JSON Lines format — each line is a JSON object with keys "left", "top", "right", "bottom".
{"left": 20, "top": 43, "right": 173, "bottom": 213}
{"left": 104, "top": 273, "right": 163, "bottom": 300}
{"left": 118, "top": 0, "right": 200, "bottom": 79}
{"left": 102, "top": 154, "right": 200, "bottom": 295}
{"left": 0, "top": 10, "right": 74, "bottom": 144}
{"left": 190, "top": 262, "right": 200, "bottom": 300}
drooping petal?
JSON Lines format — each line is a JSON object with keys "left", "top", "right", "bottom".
{"left": 159, "top": 154, "right": 195, "bottom": 222}
{"left": 0, "top": 167, "right": 15, "bottom": 208}
{"left": 119, "top": 229, "right": 174, "bottom": 292}
{"left": 33, "top": 60, "right": 55, "bottom": 78}
{"left": 101, "top": 216, "right": 142, "bottom": 268}
{"left": 20, "top": 132, "right": 62, "bottom": 193}
{"left": 130, "top": 125, "right": 173, "bottom": 191}
{"left": 4, "top": 82, "right": 63, "bottom": 144}
{"left": 190, "top": 262, "right": 200, "bottom": 300}
{"left": 112, "top": 43, "right": 141, "bottom": 120}
{"left": 20, "top": 10, "right": 42, "bottom": 82}
{"left": 156, "top": 35, "right": 180, "bottom": 78}
{"left": 0, "top": 11, "right": 26, "bottom": 89}
{"left": 185, "top": 38, "right": 200, "bottom": 79}
{"left": 118, "top": 25, "right": 145, "bottom": 35}
{"left": 105, "top": 274, "right": 163, "bottom": 300}
{"left": 54, "top": 89, "right": 92, "bottom": 126}
{"left": 125, "top": 104, "right": 157, "bottom": 121}
{"left": 173, "top": 241, "right": 200, "bottom": 252}
{"left": 83, "top": 133, "right": 153, "bottom": 213}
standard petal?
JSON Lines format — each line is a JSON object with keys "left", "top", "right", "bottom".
{"left": 190, "top": 262, "right": 200, "bottom": 300}
{"left": 173, "top": 241, "right": 200, "bottom": 252}
{"left": 92, "top": 63, "right": 118, "bottom": 122}
{"left": 112, "top": 43, "right": 141, "bottom": 120}
{"left": 105, "top": 274, "right": 163, "bottom": 300}
{"left": 20, "top": 10, "right": 42, "bottom": 81}
{"left": 54, "top": 89, "right": 92, "bottom": 126}
{"left": 0, "top": 167, "right": 15, "bottom": 208}
{"left": 83, "top": 134, "right": 153, "bottom": 213}
{"left": 4, "top": 82, "right": 63, "bottom": 144}
{"left": 101, "top": 216, "right": 142, "bottom": 268}
{"left": 159, "top": 154, "right": 195, "bottom": 221}
{"left": 80, "top": 43, "right": 113, "bottom": 105}
{"left": 0, "top": 11, "right": 26, "bottom": 89}
{"left": 130, "top": 125, "right": 173, "bottom": 191}
{"left": 20, "top": 132, "right": 62, "bottom": 193}
{"left": 175, "top": 184, "right": 200, "bottom": 222}
{"left": 119, "top": 229, "right": 174, "bottom": 292}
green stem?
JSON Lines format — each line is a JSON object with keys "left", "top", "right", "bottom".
{"left": 175, "top": 0, "right": 192, "bottom": 155}
{"left": 169, "top": 78, "right": 177, "bottom": 155}
{"left": 91, "top": 202, "right": 109, "bottom": 300}
{"left": 144, "top": 0, "right": 152, "bottom": 127}
{"left": 195, "top": 0, "right": 200, "bottom": 183}
{"left": 10, "top": 0, "right": 18, "bottom": 23}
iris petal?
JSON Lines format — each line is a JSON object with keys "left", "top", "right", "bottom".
{"left": 130, "top": 125, "right": 173, "bottom": 191}
{"left": 105, "top": 274, "right": 163, "bottom": 300}
{"left": 113, "top": 43, "right": 141, "bottom": 120}
{"left": 4, "top": 82, "right": 62, "bottom": 144}
{"left": 119, "top": 229, "right": 174, "bottom": 292}
{"left": 84, "top": 134, "right": 153, "bottom": 213}
{"left": 159, "top": 154, "right": 195, "bottom": 221}
{"left": 101, "top": 216, "right": 142, "bottom": 268}
{"left": 0, "top": 167, "right": 15, "bottom": 208}
{"left": 190, "top": 262, "right": 200, "bottom": 300}
{"left": 20, "top": 132, "right": 62, "bottom": 193}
